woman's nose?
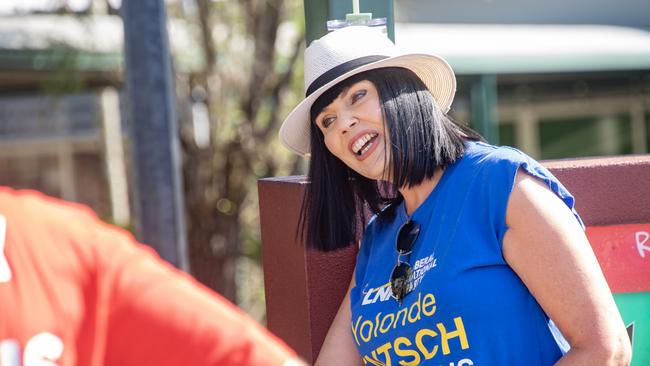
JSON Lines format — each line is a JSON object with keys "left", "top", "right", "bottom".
{"left": 340, "top": 116, "right": 358, "bottom": 135}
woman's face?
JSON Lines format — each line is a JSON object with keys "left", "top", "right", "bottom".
{"left": 314, "top": 80, "right": 390, "bottom": 181}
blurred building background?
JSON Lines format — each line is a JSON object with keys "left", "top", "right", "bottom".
{"left": 0, "top": 9, "right": 124, "bottom": 223}
{"left": 395, "top": 0, "right": 650, "bottom": 159}
{"left": 0, "top": 1, "right": 199, "bottom": 227}
{"left": 0, "top": 0, "right": 648, "bottom": 321}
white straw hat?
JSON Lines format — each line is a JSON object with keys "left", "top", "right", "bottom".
{"left": 279, "top": 26, "right": 456, "bottom": 156}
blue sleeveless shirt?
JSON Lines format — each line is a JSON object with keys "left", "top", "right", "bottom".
{"left": 350, "top": 141, "right": 582, "bottom": 365}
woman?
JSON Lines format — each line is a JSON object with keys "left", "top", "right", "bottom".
{"left": 279, "top": 26, "right": 631, "bottom": 365}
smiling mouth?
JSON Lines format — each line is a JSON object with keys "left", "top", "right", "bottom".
{"left": 352, "top": 132, "right": 379, "bottom": 156}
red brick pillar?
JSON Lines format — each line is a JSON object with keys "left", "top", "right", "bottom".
{"left": 258, "top": 176, "right": 357, "bottom": 362}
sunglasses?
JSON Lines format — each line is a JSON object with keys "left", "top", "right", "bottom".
{"left": 390, "top": 220, "right": 421, "bottom": 303}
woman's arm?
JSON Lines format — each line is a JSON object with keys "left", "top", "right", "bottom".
{"left": 503, "top": 171, "right": 631, "bottom": 365}
{"left": 315, "top": 277, "right": 363, "bottom": 366}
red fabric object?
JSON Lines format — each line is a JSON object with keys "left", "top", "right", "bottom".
{"left": 0, "top": 187, "right": 296, "bottom": 366}
{"left": 586, "top": 224, "right": 650, "bottom": 293}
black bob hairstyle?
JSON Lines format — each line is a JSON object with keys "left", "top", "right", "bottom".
{"left": 299, "top": 67, "right": 482, "bottom": 251}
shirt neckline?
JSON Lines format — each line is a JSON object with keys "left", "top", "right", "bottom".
{"left": 398, "top": 163, "right": 454, "bottom": 223}
{"left": 395, "top": 140, "right": 477, "bottom": 223}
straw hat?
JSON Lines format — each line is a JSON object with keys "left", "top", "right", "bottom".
{"left": 279, "top": 26, "right": 456, "bottom": 156}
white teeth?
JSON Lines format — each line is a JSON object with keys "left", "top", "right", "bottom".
{"left": 352, "top": 133, "right": 378, "bottom": 155}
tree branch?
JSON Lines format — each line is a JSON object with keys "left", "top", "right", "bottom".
{"left": 257, "top": 31, "right": 304, "bottom": 141}
{"left": 241, "top": 0, "right": 282, "bottom": 126}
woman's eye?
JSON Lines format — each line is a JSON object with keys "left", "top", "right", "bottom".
{"left": 351, "top": 89, "right": 366, "bottom": 104}
{"left": 322, "top": 116, "right": 336, "bottom": 128}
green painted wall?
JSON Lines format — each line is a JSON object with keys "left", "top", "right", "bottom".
{"left": 614, "top": 292, "right": 650, "bottom": 365}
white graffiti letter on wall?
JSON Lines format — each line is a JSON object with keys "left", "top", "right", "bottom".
{"left": 636, "top": 231, "right": 649, "bottom": 258}
{"left": 0, "top": 215, "right": 11, "bottom": 283}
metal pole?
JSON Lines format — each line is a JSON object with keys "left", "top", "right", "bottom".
{"left": 303, "top": 0, "right": 394, "bottom": 45}
{"left": 471, "top": 74, "right": 499, "bottom": 144}
{"left": 122, "top": 0, "right": 188, "bottom": 270}
{"left": 303, "top": 0, "right": 330, "bottom": 45}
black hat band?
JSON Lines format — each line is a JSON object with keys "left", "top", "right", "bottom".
{"left": 305, "top": 55, "right": 389, "bottom": 97}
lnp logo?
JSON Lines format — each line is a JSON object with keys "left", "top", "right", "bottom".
{"left": 362, "top": 282, "right": 392, "bottom": 305}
